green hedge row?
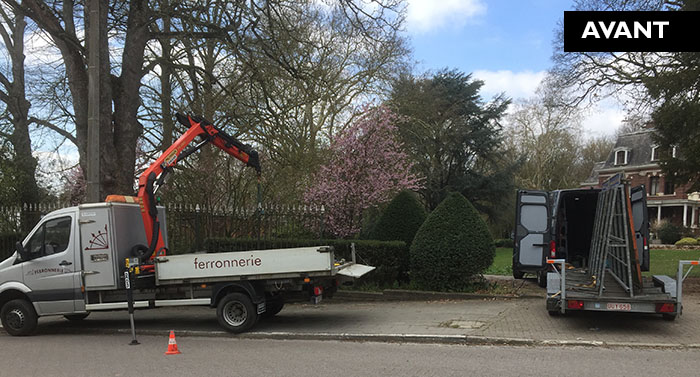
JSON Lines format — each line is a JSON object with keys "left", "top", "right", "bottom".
{"left": 203, "top": 238, "right": 408, "bottom": 286}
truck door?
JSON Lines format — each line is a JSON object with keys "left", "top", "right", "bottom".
{"left": 513, "top": 190, "right": 550, "bottom": 273}
{"left": 21, "top": 213, "right": 82, "bottom": 315}
{"left": 630, "top": 185, "right": 650, "bottom": 271}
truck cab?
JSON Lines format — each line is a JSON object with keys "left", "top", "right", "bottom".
{"left": 0, "top": 207, "right": 84, "bottom": 334}
{"left": 512, "top": 186, "right": 650, "bottom": 286}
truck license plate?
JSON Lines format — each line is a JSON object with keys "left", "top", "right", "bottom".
{"left": 606, "top": 303, "right": 631, "bottom": 311}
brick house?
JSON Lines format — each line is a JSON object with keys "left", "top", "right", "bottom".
{"left": 581, "top": 129, "right": 700, "bottom": 230}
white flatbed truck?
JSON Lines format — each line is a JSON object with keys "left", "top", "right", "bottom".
{"left": 0, "top": 202, "right": 373, "bottom": 336}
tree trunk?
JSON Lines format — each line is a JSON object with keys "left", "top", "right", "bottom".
{"left": 3, "top": 9, "right": 40, "bottom": 205}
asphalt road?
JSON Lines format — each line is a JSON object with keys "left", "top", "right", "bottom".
{"left": 0, "top": 334, "right": 698, "bottom": 377}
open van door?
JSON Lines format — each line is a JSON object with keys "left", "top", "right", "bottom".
{"left": 513, "top": 190, "right": 550, "bottom": 278}
{"left": 630, "top": 185, "right": 650, "bottom": 271}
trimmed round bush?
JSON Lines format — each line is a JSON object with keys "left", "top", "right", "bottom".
{"left": 410, "top": 192, "right": 495, "bottom": 291}
{"left": 371, "top": 191, "right": 427, "bottom": 246}
{"left": 675, "top": 237, "right": 699, "bottom": 246}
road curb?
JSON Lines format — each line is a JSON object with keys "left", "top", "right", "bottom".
{"left": 94, "top": 327, "right": 700, "bottom": 350}
{"left": 335, "top": 289, "right": 543, "bottom": 302}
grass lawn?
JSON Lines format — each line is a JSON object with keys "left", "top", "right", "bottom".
{"left": 485, "top": 247, "right": 700, "bottom": 277}
{"left": 484, "top": 248, "right": 513, "bottom": 275}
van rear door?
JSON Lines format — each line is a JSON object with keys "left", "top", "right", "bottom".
{"left": 513, "top": 190, "right": 550, "bottom": 275}
{"left": 630, "top": 185, "right": 650, "bottom": 271}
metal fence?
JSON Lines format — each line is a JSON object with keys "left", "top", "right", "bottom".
{"left": 164, "top": 202, "right": 326, "bottom": 254}
{"left": 0, "top": 201, "right": 326, "bottom": 259}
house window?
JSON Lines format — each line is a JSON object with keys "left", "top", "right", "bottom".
{"left": 614, "top": 150, "right": 628, "bottom": 165}
{"left": 651, "top": 146, "right": 659, "bottom": 161}
{"left": 664, "top": 179, "right": 675, "bottom": 195}
{"left": 649, "top": 176, "right": 660, "bottom": 195}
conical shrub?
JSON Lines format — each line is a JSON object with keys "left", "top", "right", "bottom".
{"left": 371, "top": 191, "right": 427, "bottom": 246}
{"left": 410, "top": 192, "right": 494, "bottom": 291}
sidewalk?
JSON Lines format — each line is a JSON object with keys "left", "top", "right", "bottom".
{"left": 26, "top": 290, "right": 700, "bottom": 348}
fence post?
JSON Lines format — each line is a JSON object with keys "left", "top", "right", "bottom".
{"left": 194, "top": 204, "right": 202, "bottom": 252}
{"left": 319, "top": 205, "right": 325, "bottom": 242}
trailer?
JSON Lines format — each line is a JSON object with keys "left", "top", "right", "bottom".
{"left": 0, "top": 202, "right": 373, "bottom": 336}
{"left": 514, "top": 174, "right": 684, "bottom": 319}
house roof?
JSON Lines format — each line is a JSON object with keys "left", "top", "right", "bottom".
{"left": 581, "top": 161, "right": 605, "bottom": 186}
{"left": 601, "top": 129, "right": 656, "bottom": 169}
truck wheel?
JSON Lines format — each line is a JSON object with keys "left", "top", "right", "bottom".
{"left": 261, "top": 296, "right": 284, "bottom": 319}
{"left": 1, "top": 299, "right": 38, "bottom": 336}
{"left": 64, "top": 313, "right": 90, "bottom": 321}
{"left": 513, "top": 269, "right": 525, "bottom": 279}
{"left": 217, "top": 292, "right": 258, "bottom": 333}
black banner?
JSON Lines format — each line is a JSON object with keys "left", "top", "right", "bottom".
{"left": 564, "top": 11, "right": 700, "bottom": 52}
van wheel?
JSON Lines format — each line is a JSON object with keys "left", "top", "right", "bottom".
{"left": 513, "top": 269, "right": 524, "bottom": 279}
{"left": 217, "top": 292, "right": 258, "bottom": 333}
{"left": 64, "top": 313, "right": 90, "bottom": 321}
{"left": 537, "top": 271, "right": 547, "bottom": 287}
{"left": 1, "top": 299, "right": 38, "bottom": 336}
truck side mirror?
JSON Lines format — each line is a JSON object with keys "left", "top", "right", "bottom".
{"left": 15, "top": 242, "right": 30, "bottom": 261}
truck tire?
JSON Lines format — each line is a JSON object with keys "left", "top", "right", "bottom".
{"left": 216, "top": 292, "right": 258, "bottom": 333}
{"left": 261, "top": 296, "right": 284, "bottom": 319}
{"left": 64, "top": 313, "right": 90, "bottom": 321}
{"left": 1, "top": 299, "right": 38, "bottom": 336}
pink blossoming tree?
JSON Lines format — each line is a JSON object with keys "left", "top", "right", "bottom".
{"left": 304, "top": 105, "right": 423, "bottom": 238}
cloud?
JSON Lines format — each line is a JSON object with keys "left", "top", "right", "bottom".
{"left": 406, "top": 0, "right": 486, "bottom": 33}
{"left": 472, "top": 69, "right": 547, "bottom": 100}
{"left": 581, "top": 101, "right": 626, "bottom": 137}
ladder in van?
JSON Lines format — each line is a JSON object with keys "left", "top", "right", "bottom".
{"left": 587, "top": 178, "right": 643, "bottom": 297}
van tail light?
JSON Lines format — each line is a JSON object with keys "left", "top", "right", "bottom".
{"left": 567, "top": 300, "right": 584, "bottom": 310}
{"left": 656, "top": 303, "right": 675, "bottom": 313}
{"left": 549, "top": 241, "right": 556, "bottom": 258}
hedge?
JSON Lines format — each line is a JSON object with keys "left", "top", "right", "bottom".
{"left": 204, "top": 237, "right": 407, "bottom": 286}
{"left": 494, "top": 238, "right": 514, "bottom": 248}
{"left": 675, "top": 237, "right": 699, "bottom": 246}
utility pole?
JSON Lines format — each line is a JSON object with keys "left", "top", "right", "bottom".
{"left": 86, "top": 0, "right": 101, "bottom": 202}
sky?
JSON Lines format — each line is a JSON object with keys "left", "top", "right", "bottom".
{"left": 403, "top": 0, "right": 625, "bottom": 137}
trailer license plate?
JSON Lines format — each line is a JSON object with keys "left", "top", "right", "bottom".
{"left": 607, "top": 303, "right": 631, "bottom": 311}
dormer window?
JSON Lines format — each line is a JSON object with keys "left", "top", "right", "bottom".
{"left": 614, "top": 148, "right": 628, "bottom": 165}
{"left": 650, "top": 145, "right": 677, "bottom": 161}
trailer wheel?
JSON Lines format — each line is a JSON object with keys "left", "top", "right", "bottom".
{"left": 548, "top": 310, "right": 560, "bottom": 317}
{"left": 662, "top": 313, "right": 677, "bottom": 321}
{"left": 1, "top": 299, "right": 38, "bottom": 336}
{"left": 217, "top": 292, "right": 258, "bottom": 333}
{"left": 64, "top": 313, "right": 90, "bottom": 321}
{"left": 261, "top": 296, "right": 284, "bottom": 319}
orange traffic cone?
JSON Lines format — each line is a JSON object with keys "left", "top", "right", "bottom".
{"left": 165, "top": 330, "right": 181, "bottom": 355}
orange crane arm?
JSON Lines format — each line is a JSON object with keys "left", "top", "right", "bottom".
{"left": 134, "top": 113, "right": 260, "bottom": 261}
